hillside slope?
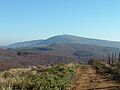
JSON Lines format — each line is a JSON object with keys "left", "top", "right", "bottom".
{"left": 5, "top": 40, "right": 43, "bottom": 48}
{"left": 0, "top": 43, "right": 120, "bottom": 70}
{"left": 29, "top": 43, "right": 120, "bottom": 57}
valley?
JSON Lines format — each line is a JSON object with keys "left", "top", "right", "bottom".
{"left": 0, "top": 42, "right": 120, "bottom": 70}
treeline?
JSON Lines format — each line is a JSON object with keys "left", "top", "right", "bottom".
{"left": 89, "top": 52, "right": 120, "bottom": 65}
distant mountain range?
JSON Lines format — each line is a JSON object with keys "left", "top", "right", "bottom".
{"left": 1, "top": 34, "right": 120, "bottom": 70}
{"left": 3, "top": 34, "right": 120, "bottom": 48}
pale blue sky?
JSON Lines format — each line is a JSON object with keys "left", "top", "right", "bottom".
{"left": 0, "top": 0, "right": 120, "bottom": 45}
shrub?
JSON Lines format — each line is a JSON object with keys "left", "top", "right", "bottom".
{"left": 0, "top": 63, "right": 78, "bottom": 90}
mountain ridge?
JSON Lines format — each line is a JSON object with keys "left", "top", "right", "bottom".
{"left": 2, "top": 34, "right": 120, "bottom": 48}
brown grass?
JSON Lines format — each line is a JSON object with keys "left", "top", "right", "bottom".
{"left": 69, "top": 65, "right": 120, "bottom": 90}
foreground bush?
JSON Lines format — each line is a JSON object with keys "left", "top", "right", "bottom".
{"left": 0, "top": 63, "right": 79, "bottom": 90}
{"left": 93, "top": 63, "right": 120, "bottom": 82}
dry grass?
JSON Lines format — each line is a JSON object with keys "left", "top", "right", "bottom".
{"left": 69, "top": 64, "right": 120, "bottom": 90}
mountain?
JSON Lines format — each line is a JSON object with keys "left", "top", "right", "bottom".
{"left": 35, "top": 35, "right": 120, "bottom": 48}
{"left": 3, "top": 34, "right": 120, "bottom": 48}
{"left": 1, "top": 34, "right": 120, "bottom": 70}
{"left": 5, "top": 40, "right": 43, "bottom": 48}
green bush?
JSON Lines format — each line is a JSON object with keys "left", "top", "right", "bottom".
{"left": 0, "top": 63, "right": 78, "bottom": 90}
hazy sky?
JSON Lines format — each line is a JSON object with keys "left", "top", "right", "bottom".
{"left": 0, "top": 0, "right": 120, "bottom": 45}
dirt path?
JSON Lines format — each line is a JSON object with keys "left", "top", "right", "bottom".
{"left": 69, "top": 65, "right": 120, "bottom": 90}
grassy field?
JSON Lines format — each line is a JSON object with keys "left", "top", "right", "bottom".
{"left": 0, "top": 63, "right": 79, "bottom": 90}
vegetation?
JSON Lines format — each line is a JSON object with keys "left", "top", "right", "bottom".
{"left": 93, "top": 62, "right": 120, "bottom": 82}
{"left": 0, "top": 63, "right": 79, "bottom": 90}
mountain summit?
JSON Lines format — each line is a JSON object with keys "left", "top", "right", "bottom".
{"left": 4, "top": 34, "right": 120, "bottom": 48}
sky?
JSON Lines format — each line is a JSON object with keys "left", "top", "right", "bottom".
{"left": 0, "top": 0, "right": 120, "bottom": 45}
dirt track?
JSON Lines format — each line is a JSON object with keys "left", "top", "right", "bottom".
{"left": 69, "top": 65, "right": 120, "bottom": 90}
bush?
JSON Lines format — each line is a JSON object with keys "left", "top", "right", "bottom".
{"left": 0, "top": 63, "right": 78, "bottom": 90}
{"left": 93, "top": 63, "right": 120, "bottom": 82}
